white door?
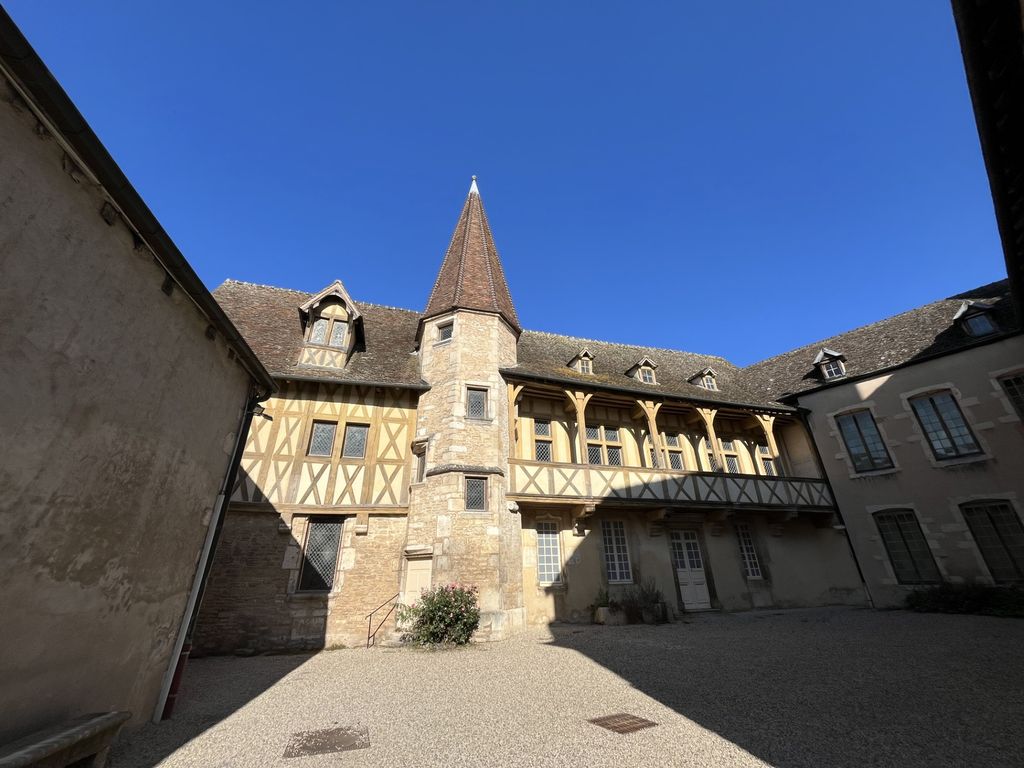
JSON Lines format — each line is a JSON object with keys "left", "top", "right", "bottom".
{"left": 670, "top": 530, "right": 712, "bottom": 610}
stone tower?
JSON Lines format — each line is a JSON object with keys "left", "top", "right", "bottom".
{"left": 404, "top": 178, "right": 524, "bottom": 639}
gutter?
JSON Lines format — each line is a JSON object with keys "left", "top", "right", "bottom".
{"left": 278, "top": 372, "right": 430, "bottom": 392}
{"left": 0, "top": 8, "right": 273, "bottom": 393}
{"left": 152, "top": 383, "right": 266, "bottom": 721}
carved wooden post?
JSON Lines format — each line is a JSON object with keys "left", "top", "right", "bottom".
{"left": 507, "top": 383, "right": 524, "bottom": 457}
{"left": 564, "top": 390, "right": 594, "bottom": 497}
{"left": 754, "top": 413, "right": 782, "bottom": 475}
{"left": 634, "top": 399, "right": 664, "bottom": 468}
{"left": 696, "top": 407, "right": 725, "bottom": 471}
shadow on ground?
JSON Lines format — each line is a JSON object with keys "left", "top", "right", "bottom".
{"left": 110, "top": 653, "right": 314, "bottom": 767}
{"left": 545, "top": 607, "right": 1024, "bottom": 768}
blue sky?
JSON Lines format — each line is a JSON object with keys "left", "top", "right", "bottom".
{"left": 5, "top": 2, "right": 1005, "bottom": 365}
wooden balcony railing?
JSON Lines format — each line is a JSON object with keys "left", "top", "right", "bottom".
{"left": 507, "top": 459, "right": 834, "bottom": 511}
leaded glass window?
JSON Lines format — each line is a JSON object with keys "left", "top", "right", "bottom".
{"left": 535, "top": 440, "right": 552, "bottom": 462}
{"left": 536, "top": 521, "right": 562, "bottom": 583}
{"left": 437, "top": 322, "right": 453, "bottom": 342}
{"left": 534, "top": 419, "right": 551, "bottom": 437}
{"left": 298, "top": 518, "right": 342, "bottom": 591}
{"left": 725, "top": 455, "right": 740, "bottom": 473}
{"left": 587, "top": 444, "right": 604, "bottom": 465}
{"left": 836, "top": 410, "right": 893, "bottom": 472}
{"left": 606, "top": 446, "right": 622, "bottom": 466}
{"left": 735, "top": 523, "right": 762, "bottom": 579}
{"left": 874, "top": 510, "right": 940, "bottom": 584}
{"left": 585, "top": 425, "right": 601, "bottom": 441}
{"left": 465, "top": 477, "right": 487, "bottom": 511}
{"left": 1001, "top": 375, "right": 1024, "bottom": 420}
{"left": 308, "top": 421, "right": 337, "bottom": 457}
{"left": 467, "top": 388, "right": 488, "bottom": 419}
{"left": 761, "top": 457, "right": 777, "bottom": 476}
{"left": 602, "top": 520, "right": 632, "bottom": 582}
{"left": 604, "top": 427, "right": 620, "bottom": 443}
{"left": 342, "top": 424, "right": 369, "bottom": 458}
{"left": 309, "top": 318, "right": 328, "bottom": 345}
{"left": 328, "top": 320, "right": 348, "bottom": 348}
{"left": 665, "top": 433, "right": 680, "bottom": 447}
{"left": 910, "top": 392, "right": 981, "bottom": 459}
{"left": 962, "top": 501, "right": 1024, "bottom": 583}
{"left": 668, "top": 452, "right": 684, "bottom": 470}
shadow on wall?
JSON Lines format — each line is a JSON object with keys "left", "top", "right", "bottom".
{"left": 542, "top": 610, "right": 1024, "bottom": 768}
{"left": 109, "top": 653, "right": 315, "bottom": 767}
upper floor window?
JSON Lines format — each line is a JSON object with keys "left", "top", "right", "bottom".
{"left": 467, "top": 387, "right": 489, "bottom": 420}
{"left": 662, "top": 432, "right": 685, "bottom": 470}
{"left": 298, "top": 518, "right": 343, "bottom": 592}
{"left": 341, "top": 424, "right": 369, "bottom": 459}
{"left": 412, "top": 442, "right": 427, "bottom": 483}
{"left": 873, "top": 509, "right": 940, "bottom": 584}
{"left": 717, "top": 438, "right": 741, "bottom": 473}
{"left": 437, "top": 321, "right": 454, "bottom": 342}
{"left": 691, "top": 368, "right": 718, "bottom": 390}
{"left": 308, "top": 421, "right": 337, "bottom": 457}
{"left": 909, "top": 391, "right": 981, "bottom": 460}
{"left": 835, "top": 410, "right": 893, "bottom": 472}
{"left": 534, "top": 419, "right": 552, "bottom": 462}
{"left": 1000, "top": 374, "right": 1024, "bottom": 420}
{"left": 961, "top": 501, "right": 1024, "bottom": 583}
{"left": 639, "top": 366, "right": 657, "bottom": 384}
{"left": 586, "top": 425, "right": 622, "bottom": 466}
{"left": 964, "top": 313, "right": 996, "bottom": 337}
{"left": 820, "top": 359, "right": 845, "bottom": 380}
{"left": 579, "top": 357, "right": 592, "bottom": 374}
{"left": 465, "top": 476, "right": 487, "bottom": 511}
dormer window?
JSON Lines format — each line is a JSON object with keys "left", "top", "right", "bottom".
{"left": 639, "top": 366, "right": 656, "bottom": 384}
{"left": 813, "top": 348, "right": 846, "bottom": 381}
{"left": 954, "top": 300, "right": 997, "bottom": 338}
{"left": 690, "top": 367, "right": 718, "bottom": 391}
{"left": 821, "top": 359, "right": 845, "bottom": 379}
{"left": 568, "top": 348, "right": 594, "bottom": 375}
{"left": 305, "top": 301, "right": 349, "bottom": 349}
{"left": 628, "top": 356, "right": 659, "bottom": 385}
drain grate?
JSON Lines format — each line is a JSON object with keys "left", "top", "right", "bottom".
{"left": 282, "top": 725, "right": 370, "bottom": 757}
{"left": 588, "top": 713, "right": 657, "bottom": 734}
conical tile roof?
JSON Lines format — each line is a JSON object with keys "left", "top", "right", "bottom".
{"left": 424, "top": 178, "right": 520, "bottom": 332}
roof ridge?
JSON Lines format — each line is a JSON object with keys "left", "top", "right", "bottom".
{"left": 218, "top": 279, "right": 421, "bottom": 316}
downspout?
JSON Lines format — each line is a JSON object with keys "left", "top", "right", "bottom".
{"left": 796, "top": 406, "right": 874, "bottom": 608}
{"left": 152, "top": 382, "right": 268, "bottom": 722}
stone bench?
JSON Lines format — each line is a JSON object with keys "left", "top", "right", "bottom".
{"left": 0, "top": 712, "right": 131, "bottom": 768}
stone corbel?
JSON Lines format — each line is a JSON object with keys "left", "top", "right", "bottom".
{"left": 354, "top": 510, "right": 369, "bottom": 535}
{"left": 572, "top": 503, "right": 596, "bottom": 536}
{"left": 646, "top": 507, "right": 668, "bottom": 537}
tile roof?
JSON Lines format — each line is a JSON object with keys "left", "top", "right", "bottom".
{"left": 424, "top": 181, "right": 521, "bottom": 332}
{"left": 504, "top": 331, "right": 792, "bottom": 411}
{"left": 740, "top": 280, "right": 1018, "bottom": 402}
{"left": 213, "top": 281, "right": 427, "bottom": 389}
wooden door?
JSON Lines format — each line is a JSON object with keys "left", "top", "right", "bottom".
{"left": 670, "top": 530, "right": 712, "bottom": 610}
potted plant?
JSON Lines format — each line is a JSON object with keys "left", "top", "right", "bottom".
{"left": 591, "top": 588, "right": 610, "bottom": 624}
{"left": 639, "top": 578, "right": 668, "bottom": 624}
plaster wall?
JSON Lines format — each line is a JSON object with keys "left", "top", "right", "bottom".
{"left": 0, "top": 82, "right": 252, "bottom": 742}
{"left": 798, "top": 336, "right": 1024, "bottom": 606}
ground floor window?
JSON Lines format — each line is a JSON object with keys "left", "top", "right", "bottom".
{"left": 961, "top": 501, "right": 1024, "bottom": 583}
{"left": 536, "top": 521, "right": 562, "bottom": 584}
{"left": 873, "top": 509, "right": 940, "bottom": 585}
{"left": 734, "top": 523, "right": 762, "bottom": 579}
{"left": 298, "top": 518, "right": 343, "bottom": 592}
{"left": 602, "top": 520, "right": 632, "bottom": 583}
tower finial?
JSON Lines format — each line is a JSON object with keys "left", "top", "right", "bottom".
{"left": 469, "top": 175, "right": 479, "bottom": 195}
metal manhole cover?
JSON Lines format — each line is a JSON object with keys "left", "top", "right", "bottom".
{"left": 588, "top": 713, "right": 657, "bottom": 734}
{"left": 282, "top": 725, "right": 370, "bottom": 757}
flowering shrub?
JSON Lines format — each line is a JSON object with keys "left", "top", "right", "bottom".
{"left": 398, "top": 584, "right": 481, "bottom": 646}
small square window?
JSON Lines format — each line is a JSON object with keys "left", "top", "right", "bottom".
{"left": 757, "top": 444, "right": 770, "bottom": 455}
{"left": 587, "top": 445, "right": 604, "bottom": 465}
{"left": 604, "top": 427, "right": 620, "bottom": 443}
{"left": 606, "top": 446, "right": 623, "bottom": 466}
{"left": 725, "top": 455, "right": 740, "bottom": 473}
{"left": 467, "top": 388, "right": 488, "bottom": 419}
{"left": 664, "top": 433, "right": 680, "bottom": 447}
{"left": 640, "top": 367, "right": 656, "bottom": 384}
{"left": 820, "top": 359, "right": 845, "bottom": 380}
{"left": 534, "top": 419, "right": 551, "bottom": 437}
{"left": 964, "top": 313, "right": 996, "bottom": 337}
{"left": 437, "top": 322, "right": 454, "bottom": 342}
{"left": 585, "top": 425, "right": 601, "bottom": 441}
{"left": 579, "top": 358, "right": 592, "bottom": 374}
{"left": 720, "top": 439, "right": 735, "bottom": 451}
{"left": 342, "top": 424, "right": 369, "bottom": 458}
{"left": 308, "top": 421, "right": 337, "bottom": 457}
{"left": 668, "top": 452, "right": 684, "bottom": 470}
{"left": 702, "top": 374, "right": 718, "bottom": 391}
{"left": 761, "top": 457, "right": 777, "bottom": 476}
{"left": 465, "top": 477, "right": 487, "bottom": 511}
{"left": 535, "top": 440, "right": 552, "bottom": 462}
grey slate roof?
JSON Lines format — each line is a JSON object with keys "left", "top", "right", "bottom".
{"left": 741, "top": 280, "right": 1018, "bottom": 403}
{"left": 214, "top": 281, "right": 426, "bottom": 388}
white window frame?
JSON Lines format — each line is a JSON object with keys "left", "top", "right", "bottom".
{"left": 820, "top": 359, "right": 845, "bottom": 380}
{"left": 601, "top": 520, "right": 633, "bottom": 583}
{"left": 735, "top": 523, "right": 763, "bottom": 579}
{"left": 536, "top": 520, "right": 563, "bottom": 584}
{"left": 639, "top": 366, "right": 656, "bottom": 384}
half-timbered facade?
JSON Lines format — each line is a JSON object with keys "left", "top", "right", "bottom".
{"left": 195, "top": 180, "right": 866, "bottom": 652}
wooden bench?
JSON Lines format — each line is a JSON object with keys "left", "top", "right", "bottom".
{"left": 0, "top": 712, "right": 131, "bottom": 768}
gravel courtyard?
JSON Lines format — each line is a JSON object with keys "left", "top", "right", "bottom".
{"left": 111, "top": 607, "right": 1024, "bottom": 768}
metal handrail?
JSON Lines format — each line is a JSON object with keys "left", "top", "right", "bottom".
{"left": 366, "top": 593, "right": 400, "bottom": 648}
